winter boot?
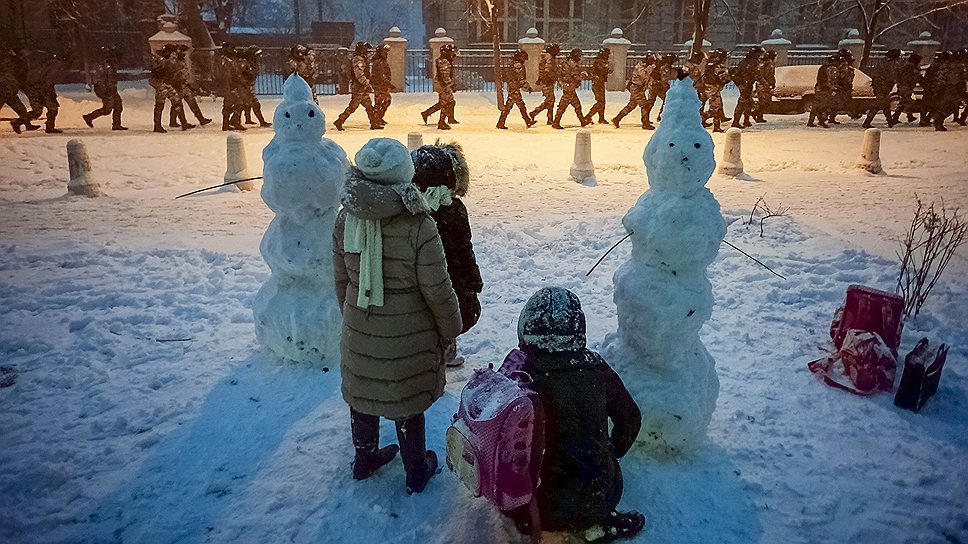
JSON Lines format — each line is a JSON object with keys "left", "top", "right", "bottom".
{"left": 244, "top": 107, "right": 255, "bottom": 125}
{"left": 396, "top": 413, "right": 438, "bottom": 495}
{"left": 350, "top": 409, "right": 399, "bottom": 480}
{"left": 584, "top": 511, "right": 647, "bottom": 542}
{"left": 82, "top": 112, "right": 96, "bottom": 127}
{"left": 334, "top": 112, "right": 347, "bottom": 131}
{"left": 45, "top": 111, "right": 62, "bottom": 134}
{"left": 496, "top": 107, "right": 510, "bottom": 129}
{"left": 154, "top": 105, "right": 168, "bottom": 133}
{"left": 437, "top": 118, "right": 451, "bottom": 130}
{"left": 712, "top": 118, "right": 724, "bottom": 133}
{"left": 178, "top": 108, "right": 195, "bottom": 131}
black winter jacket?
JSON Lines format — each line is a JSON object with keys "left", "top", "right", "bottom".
{"left": 431, "top": 198, "right": 483, "bottom": 333}
{"left": 516, "top": 347, "right": 641, "bottom": 531}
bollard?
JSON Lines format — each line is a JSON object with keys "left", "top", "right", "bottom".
{"left": 66, "top": 139, "right": 103, "bottom": 197}
{"left": 569, "top": 129, "right": 596, "bottom": 184}
{"left": 223, "top": 132, "right": 256, "bottom": 192}
{"left": 407, "top": 132, "right": 424, "bottom": 152}
{"left": 717, "top": 128, "right": 745, "bottom": 177}
{"left": 855, "top": 128, "right": 884, "bottom": 174}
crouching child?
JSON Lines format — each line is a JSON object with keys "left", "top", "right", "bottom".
{"left": 505, "top": 287, "right": 645, "bottom": 541}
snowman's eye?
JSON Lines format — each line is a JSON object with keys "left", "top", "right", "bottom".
{"left": 694, "top": 143, "right": 701, "bottom": 149}
{"left": 284, "top": 111, "right": 290, "bottom": 118}
{"left": 669, "top": 143, "right": 675, "bottom": 147}
{"left": 308, "top": 110, "right": 315, "bottom": 117}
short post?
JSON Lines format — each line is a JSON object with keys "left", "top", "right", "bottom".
{"left": 407, "top": 132, "right": 424, "bottom": 152}
{"left": 223, "top": 133, "right": 256, "bottom": 192}
{"left": 718, "top": 128, "right": 744, "bottom": 177}
{"left": 908, "top": 31, "right": 941, "bottom": 67}
{"left": 518, "top": 27, "right": 545, "bottom": 89}
{"left": 428, "top": 27, "right": 454, "bottom": 81}
{"left": 383, "top": 26, "right": 407, "bottom": 93}
{"left": 838, "top": 29, "right": 865, "bottom": 67}
{"left": 761, "top": 29, "right": 793, "bottom": 67}
{"left": 855, "top": 128, "right": 884, "bottom": 175}
{"left": 602, "top": 28, "right": 631, "bottom": 92}
{"left": 570, "top": 129, "right": 596, "bottom": 185}
{"left": 66, "top": 139, "right": 104, "bottom": 197}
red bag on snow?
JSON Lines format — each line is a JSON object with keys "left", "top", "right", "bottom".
{"left": 809, "top": 329, "right": 898, "bottom": 395}
{"left": 829, "top": 284, "right": 904, "bottom": 356}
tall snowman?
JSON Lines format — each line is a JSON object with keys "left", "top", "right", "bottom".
{"left": 253, "top": 75, "right": 349, "bottom": 366}
{"left": 602, "top": 78, "right": 726, "bottom": 457}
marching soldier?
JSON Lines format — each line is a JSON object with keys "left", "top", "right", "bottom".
{"left": 148, "top": 45, "right": 179, "bottom": 133}
{"left": 862, "top": 49, "right": 900, "bottom": 128}
{"left": 753, "top": 50, "right": 777, "bottom": 122}
{"left": 24, "top": 50, "right": 63, "bottom": 134}
{"left": 683, "top": 49, "right": 706, "bottom": 109}
{"left": 807, "top": 55, "right": 837, "bottom": 128}
{"left": 928, "top": 52, "right": 958, "bottom": 131}
{"left": 238, "top": 46, "right": 270, "bottom": 128}
{"left": 82, "top": 46, "right": 126, "bottom": 130}
{"left": 730, "top": 46, "right": 762, "bottom": 128}
{"left": 169, "top": 45, "right": 211, "bottom": 128}
{"left": 702, "top": 48, "right": 731, "bottom": 133}
{"left": 828, "top": 49, "right": 854, "bottom": 124}
{"left": 528, "top": 43, "right": 560, "bottom": 125}
{"left": 552, "top": 48, "right": 591, "bottom": 129}
{"left": 496, "top": 49, "right": 535, "bottom": 129}
{"left": 335, "top": 41, "right": 377, "bottom": 131}
{"left": 891, "top": 53, "right": 922, "bottom": 124}
{"left": 612, "top": 53, "right": 656, "bottom": 129}
{"left": 287, "top": 44, "right": 318, "bottom": 102}
{"left": 956, "top": 50, "right": 967, "bottom": 126}
{"left": 215, "top": 43, "right": 243, "bottom": 131}
{"left": 421, "top": 43, "right": 457, "bottom": 130}
{"left": 371, "top": 43, "right": 393, "bottom": 128}
{"left": 584, "top": 47, "right": 612, "bottom": 125}
{"left": 337, "top": 47, "right": 352, "bottom": 95}
{"left": 1, "top": 45, "right": 39, "bottom": 133}
{"left": 653, "top": 52, "right": 678, "bottom": 122}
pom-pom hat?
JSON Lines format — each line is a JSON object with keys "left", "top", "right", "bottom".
{"left": 354, "top": 138, "right": 415, "bottom": 185}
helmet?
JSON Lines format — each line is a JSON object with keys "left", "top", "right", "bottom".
{"left": 598, "top": 47, "right": 610, "bottom": 57}
{"left": 662, "top": 52, "right": 677, "bottom": 63}
{"left": 354, "top": 41, "right": 372, "bottom": 55}
{"left": 440, "top": 43, "right": 456, "bottom": 57}
{"left": 513, "top": 49, "right": 528, "bottom": 62}
{"left": 748, "top": 45, "right": 764, "bottom": 58}
{"left": 709, "top": 48, "right": 727, "bottom": 61}
{"left": 689, "top": 50, "right": 704, "bottom": 62}
{"left": 375, "top": 43, "right": 390, "bottom": 57}
{"left": 569, "top": 47, "right": 582, "bottom": 60}
{"left": 907, "top": 53, "right": 922, "bottom": 64}
{"left": 546, "top": 43, "right": 560, "bottom": 56}
{"left": 886, "top": 48, "right": 901, "bottom": 60}
{"left": 644, "top": 51, "right": 659, "bottom": 63}
{"left": 838, "top": 48, "right": 853, "bottom": 62}
{"left": 517, "top": 287, "right": 586, "bottom": 354}
{"left": 158, "top": 44, "right": 174, "bottom": 57}
{"left": 764, "top": 50, "right": 777, "bottom": 60}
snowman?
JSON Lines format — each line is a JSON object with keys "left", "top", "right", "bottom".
{"left": 602, "top": 77, "right": 727, "bottom": 457}
{"left": 253, "top": 75, "right": 349, "bottom": 366}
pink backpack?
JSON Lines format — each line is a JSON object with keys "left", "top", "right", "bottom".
{"left": 445, "top": 350, "right": 544, "bottom": 528}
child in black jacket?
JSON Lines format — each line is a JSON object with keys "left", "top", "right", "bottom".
{"left": 411, "top": 142, "right": 483, "bottom": 367}
{"left": 506, "top": 287, "right": 644, "bottom": 541}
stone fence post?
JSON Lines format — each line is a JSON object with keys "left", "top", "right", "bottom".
{"left": 518, "top": 27, "right": 544, "bottom": 89}
{"left": 761, "top": 28, "right": 793, "bottom": 66}
{"left": 383, "top": 26, "right": 407, "bottom": 92}
{"left": 838, "top": 28, "right": 865, "bottom": 67}
{"left": 602, "top": 28, "right": 631, "bottom": 92}
{"left": 908, "top": 31, "right": 941, "bottom": 65}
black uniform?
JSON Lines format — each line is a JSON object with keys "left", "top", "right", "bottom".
{"left": 892, "top": 56, "right": 922, "bottom": 124}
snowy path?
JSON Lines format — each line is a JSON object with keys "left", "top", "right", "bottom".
{"left": 1, "top": 88, "right": 967, "bottom": 544}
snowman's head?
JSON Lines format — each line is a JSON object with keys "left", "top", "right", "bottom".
{"left": 643, "top": 78, "right": 714, "bottom": 195}
{"left": 273, "top": 75, "right": 325, "bottom": 141}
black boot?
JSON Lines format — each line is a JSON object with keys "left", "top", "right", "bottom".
{"left": 350, "top": 409, "right": 399, "bottom": 480}
{"left": 45, "top": 111, "right": 62, "bottom": 134}
{"left": 154, "top": 104, "right": 168, "bottom": 133}
{"left": 395, "top": 413, "right": 437, "bottom": 495}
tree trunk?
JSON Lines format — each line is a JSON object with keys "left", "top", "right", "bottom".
{"left": 177, "top": 0, "right": 215, "bottom": 48}
{"left": 492, "top": 5, "right": 504, "bottom": 110}
{"left": 692, "top": 0, "right": 709, "bottom": 58}
{"left": 293, "top": 0, "right": 301, "bottom": 37}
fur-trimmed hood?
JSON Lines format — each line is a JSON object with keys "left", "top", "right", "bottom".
{"left": 341, "top": 167, "right": 429, "bottom": 220}
{"left": 411, "top": 141, "right": 470, "bottom": 197}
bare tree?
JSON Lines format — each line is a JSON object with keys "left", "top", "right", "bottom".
{"left": 796, "top": 0, "right": 968, "bottom": 65}
{"left": 176, "top": 0, "right": 216, "bottom": 48}
{"left": 896, "top": 196, "right": 967, "bottom": 319}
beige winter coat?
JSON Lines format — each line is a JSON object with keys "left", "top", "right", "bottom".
{"left": 334, "top": 169, "right": 462, "bottom": 420}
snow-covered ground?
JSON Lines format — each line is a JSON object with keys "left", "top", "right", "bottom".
{"left": 1, "top": 86, "right": 967, "bottom": 544}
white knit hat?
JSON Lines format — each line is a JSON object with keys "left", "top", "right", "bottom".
{"left": 354, "top": 138, "right": 415, "bottom": 185}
